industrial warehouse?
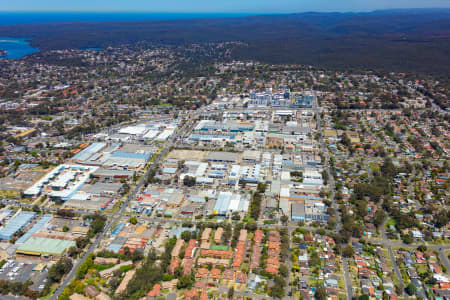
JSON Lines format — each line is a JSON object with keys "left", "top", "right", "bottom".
{"left": 71, "top": 142, "right": 154, "bottom": 170}
{"left": 16, "top": 237, "right": 76, "bottom": 257}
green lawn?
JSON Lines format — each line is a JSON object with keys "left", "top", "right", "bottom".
{"left": 385, "top": 218, "right": 397, "bottom": 229}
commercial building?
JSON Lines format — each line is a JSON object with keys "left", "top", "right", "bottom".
{"left": 194, "top": 120, "right": 254, "bottom": 133}
{"left": 206, "top": 152, "right": 239, "bottom": 163}
{"left": 0, "top": 211, "right": 36, "bottom": 240}
{"left": 16, "top": 237, "right": 76, "bottom": 257}
{"left": 91, "top": 168, "right": 135, "bottom": 182}
{"left": 71, "top": 142, "right": 153, "bottom": 171}
{"left": 248, "top": 88, "right": 291, "bottom": 108}
{"left": 23, "top": 164, "right": 98, "bottom": 201}
{"left": 16, "top": 214, "right": 52, "bottom": 244}
{"left": 291, "top": 201, "right": 328, "bottom": 222}
{"left": 212, "top": 192, "right": 249, "bottom": 215}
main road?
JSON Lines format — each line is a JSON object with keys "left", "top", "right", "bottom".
{"left": 314, "top": 91, "right": 353, "bottom": 300}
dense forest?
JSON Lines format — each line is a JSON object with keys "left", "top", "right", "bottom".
{"left": 0, "top": 9, "right": 449, "bottom": 75}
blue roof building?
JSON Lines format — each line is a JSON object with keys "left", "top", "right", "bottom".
{"left": 0, "top": 211, "right": 36, "bottom": 240}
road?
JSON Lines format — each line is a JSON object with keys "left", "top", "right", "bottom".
{"left": 315, "top": 92, "right": 352, "bottom": 299}
{"left": 387, "top": 245, "right": 408, "bottom": 300}
{"left": 341, "top": 258, "right": 353, "bottom": 300}
{"left": 283, "top": 226, "right": 293, "bottom": 299}
{"left": 408, "top": 165, "right": 422, "bottom": 209}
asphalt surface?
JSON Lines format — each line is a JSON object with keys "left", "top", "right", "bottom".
{"left": 388, "top": 245, "right": 408, "bottom": 300}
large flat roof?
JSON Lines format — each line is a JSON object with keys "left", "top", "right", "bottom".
{"left": 17, "top": 237, "right": 75, "bottom": 256}
{"left": 206, "top": 151, "right": 239, "bottom": 162}
{"left": 0, "top": 211, "right": 36, "bottom": 240}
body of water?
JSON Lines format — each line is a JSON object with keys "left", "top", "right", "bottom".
{"left": 0, "top": 12, "right": 256, "bottom": 25}
{"left": 0, "top": 37, "right": 39, "bottom": 59}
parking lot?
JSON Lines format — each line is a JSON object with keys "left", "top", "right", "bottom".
{"left": 0, "top": 259, "right": 49, "bottom": 292}
{"left": 0, "top": 260, "right": 34, "bottom": 283}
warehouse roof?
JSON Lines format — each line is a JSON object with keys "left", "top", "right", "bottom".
{"left": 0, "top": 211, "right": 36, "bottom": 240}
{"left": 92, "top": 168, "right": 135, "bottom": 178}
{"left": 291, "top": 202, "right": 305, "bottom": 217}
{"left": 242, "top": 150, "right": 261, "bottom": 161}
{"left": 111, "top": 151, "right": 150, "bottom": 160}
{"left": 81, "top": 182, "right": 123, "bottom": 195}
{"left": 17, "top": 214, "right": 52, "bottom": 244}
{"left": 118, "top": 126, "right": 148, "bottom": 136}
{"left": 72, "top": 142, "right": 107, "bottom": 162}
{"left": 206, "top": 151, "right": 239, "bottom": 163}
{"left": 17, "top": 237, "right": 75, "bottom": 256}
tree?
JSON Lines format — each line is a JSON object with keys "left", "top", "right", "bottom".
{"left": 75, "top": 236, "right": 90, "bottom": 249}
{"left": 57, "top": 257, "right": 73, "bottom": 274}
{"left": 48, "top": 257, "right": 73, "bottom": 283}
{"left": 56, "top": 209, "right": 75, "bottom": 218}
{"left": 177, "top": 274, "right": 194, "bottom": 289}
{"left": 314, "top": 286, "right": 327, "bottom": 300}
{"left": 280, "top": 215, "right": 289, "bottom": 225}
{"left": 227, "top": 286, "right": 234, "bottom": 299}
{"left": 131, "top": 250, "right": 144, "bottom": 262}
{"left": 129, "top": 216, "right": 138, "bottom": 225}
{"left": 67, "top": 246, "right": 79, "bottom": 257}
{"left": 374, "top": 210, "right": 386, "bottom": 227}
{"left": 88, "top": 213, "right": 107, "bottom": 236}
{"left": 279, "top": 264, "right": 289, "bottom": 277}
{"left": 181, "top": 231, "right": 191, "bottom": 242}
{"left": 269, "top": 277, "right": 285, "bottom": 298}
{"left": 359, "top": 295, "right": 370, "bottom": 300}
{"left": 395, "top": 284, "right": 403, "bottom": 295}
{"left": 183, "top": 176, "right": 196, "bottom": 187}
{"left": 62, "top": 226, "right": 69, "bottom": 232}
{"left": 417, "top": 245, "right": 427, "bottom": 253}
{"left": 402, "top": 232, "right": 414, "bottom": 244}
{"left": 342, "top": 245, "right": 354, "bottom": 258}
{"left": 406, "top": 282, "right": 417, "bottom": 295}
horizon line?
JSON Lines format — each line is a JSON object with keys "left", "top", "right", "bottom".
{"left": 0, "top": 7, "right": 449, "bottom": 14}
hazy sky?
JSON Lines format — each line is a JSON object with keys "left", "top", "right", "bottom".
{"left": 2, "top": 0, "right": 450, "bottom": 12}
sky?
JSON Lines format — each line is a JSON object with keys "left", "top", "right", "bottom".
{"left": 1, "top": 0, "right": 450, "bottom": 13}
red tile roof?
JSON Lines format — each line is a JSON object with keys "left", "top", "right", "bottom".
{"left": 147, "top": 284, "right": 161, "bottom": 297}
{"left": 185, "top": 239, "right": 196, "bottom": 258}
{"left": 233, "top": 242, "right": 245, "bottom": 269}
{"left": 200, "top": 249, "right": 232, "bottom": 258}
{"left": 254, "top": 229, "right": 263, "bottom": 243}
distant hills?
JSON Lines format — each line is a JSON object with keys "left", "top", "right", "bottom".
{"left": 0, "top": 8, "right": 449, "bottom": 75}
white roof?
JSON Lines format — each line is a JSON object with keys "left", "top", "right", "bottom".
{"left": 143, "top": 130, "right": 160, "bottom": 139}
{"left": 155, "top": 129, "right": 175, "bottom": 141}
{"left": 119, "top": 126, "right": 148, "bottom": 135}
{"left": 281, "top": 171, "right": 291, "bottom": 181}
{"left": 280, "top": 187, "right": 290, "bottom": 197}
{"left": 228, "top": 194, "right": 241, "bottom": 211}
